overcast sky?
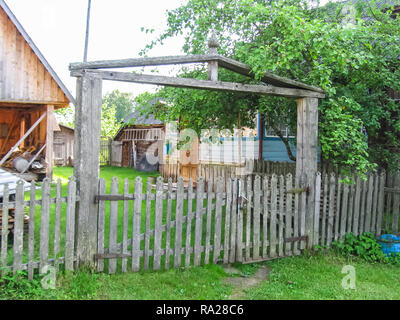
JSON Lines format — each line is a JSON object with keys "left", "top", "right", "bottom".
{"left": 4, "top": 0, "right": 332, "bottom": 100}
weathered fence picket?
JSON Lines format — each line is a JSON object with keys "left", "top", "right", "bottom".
{"left": 108, "top": 178, "right": 118, "bottom": 274}
{"left": 97, "top": 179, "right": 106, "bottom": 272}
{"left": 132, "top": 177, "right": 142, "bottom": 272}
{"left": 13, "top": 181, "right": 24, "bottom": 274}
{"left": 28, "top": 181, "right": 36, "bottom": 279}
{"left": 39, "top": 178, "right": 50, "bottom": 274}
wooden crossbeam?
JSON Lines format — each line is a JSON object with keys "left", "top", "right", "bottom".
{"left": 70, "top": 70, "right": 325, "bottom": 99}
{"left": 69, "top": 54, "right": 218, "bottom": 71}
{"left": 69, "top": 54, "right": 324, "bottom": 94}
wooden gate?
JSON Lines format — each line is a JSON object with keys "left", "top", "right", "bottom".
{"left": 234, "top": 174, "right": 308, "bottom": 264}
{"left": 94, "top": 173, "right": 308, "bottom": 274}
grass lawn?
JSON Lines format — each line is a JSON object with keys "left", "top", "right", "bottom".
{"left": 1, "top": 251, "right": 399, "bottom": 300}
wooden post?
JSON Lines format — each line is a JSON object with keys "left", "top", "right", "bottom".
{"left": 296, "top": 97, "right": 318, "bottom": 247}
{"left": 45, "top": 105, "right": 54, "bottom": 179}
{"left": 207, "top": 32, "right": 218, "bottom": 81}
{"left": 74, "top": 73, "right": 102, "bottom": 267}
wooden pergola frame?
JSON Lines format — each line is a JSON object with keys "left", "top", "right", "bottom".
{"left": 69, "top": 42, "right": 324, "bottom": 266}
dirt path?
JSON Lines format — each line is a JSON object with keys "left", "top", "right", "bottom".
{"left": 222, "top": 265, "right": 270, "bottom": 299}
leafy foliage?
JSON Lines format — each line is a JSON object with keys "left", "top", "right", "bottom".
{"left": 142, "top": 0, "right": 400, "bottom": 175}
{"left": 332, "top": 232, "right": 400, "bottom": 264}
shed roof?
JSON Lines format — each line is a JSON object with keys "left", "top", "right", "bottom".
{"left": 0, "top": 0, "right": 75, "bottom": 105}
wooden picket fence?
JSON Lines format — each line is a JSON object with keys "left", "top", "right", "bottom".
{"left": 95, "top": 174, "right": 308, "bottom": 274}
{"left": 0, "top": 170, "right": 399, "bottom": 277}
{"left": 0, "top": 178, "right": 77, "bottom": 277}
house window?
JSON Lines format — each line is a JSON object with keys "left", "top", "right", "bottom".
{"left": 0, "top": 123, "right": 8, "bottom": 138}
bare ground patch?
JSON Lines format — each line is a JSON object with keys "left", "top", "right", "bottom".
{"left": 222, "top": 265, "right": 270, "bottom": 299}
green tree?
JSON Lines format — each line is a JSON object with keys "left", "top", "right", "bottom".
{"left": 142, "top": 0, "right": 400, "bottom": 175}
{"left": 102, "top": 90, "right": 134, "bottom": 124}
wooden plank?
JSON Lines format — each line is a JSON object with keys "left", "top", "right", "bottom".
{"left": 27, "top": 181, "right": 36, "bottom": 279}
{"left": 346, "top": 180, "right": 355, "bottom": 235}
{"left": 352, "top": 177, "right": 362, "bottom": 236}
{"left": 72, "top": 69, "right": 325, "bottom": 99}
{"left": 204, "top": 181, "right": 213, "bottom": 264}
{"left": 253, "top": 175, "right": 261, "bottom": 259}
{"left": 39, "top": 178, "right": 50, "bottom": 274}
{"left": 285, "top": 174, "right": 293, "bottom": 255}
{"left": 392, "top": 172, "right": 400, "bottom": 233}
{"left": 213, "top": 177, "right": 223, "bottom": 264}
{"left": 371, "top": 173, "right": 379, "bottom": 235}
{"left": 12, "top": 181, "right": 24, "bottom": 274}
{"left": 262, "top": 176, "right": 269, "bottom": 259}
{"left": 194, "top": 178, "right": 204, "bottom": 266}
{"left": 299, "top": 173, "right": 307, "bottom": 250}
{"left": 153, "top": 177, "right": 163, "bottom": 270}
{"left": 121, "top": 179, "right": 129, "bottom": 273}
{"left": 74, "top": 75, "right": 102, "bottom": 267}
{"left": 70, "top": 54, "right": 325, "bottom": 94}
{"left": 334, "top": 178, "right": 342, "bottom": 242}
{"left": 97, "top": 179, "right": 106, "bottom": 272}
{"left": 65, "top": 177, "right": 76, "bottom": 271}
{"left": 359, "top": 178, "right": 367, "bottom": 235}
{"left": 108, "top": 177, "right": 119, "bottom": 274}
{"left": 236, "top": 178, "right": 244, "bottom": 262}
{"left": 340, "top": 183, "right": 349, "bottom": 239}
{"left": 70, "top": 54, "right": 219, "bottom": 70}
{"left": 144, "top": 179, "right": 152, "bottom": 270}
{"left": 1, "top": 184, "right": 9, "bottom": 271}
{"left": 385, "top": 173, "right": 393, "bottom": 231}
{"left": 132, "top": 177, "right": 143, "bottom": 272}
{"left": 321, "top": 174, "right": 328, "bottom": 246}
{"left": 293, "top": 175, "right": 300, "bottom": 255}
{"left": 245, "top": 176, "right": 252, "bottom": 261}
{"left": 364, "top": 175, "right": 374, "bottom": 233}
{"left": 229, "top": 178, "right": 238, "bottom": 263}
{"left": 278, "top": 175, "right": 285, "bottom": 256}
{"left": 53, "top": 179, "right": 62, "bottom": 272}
{"left": 174, "top": 178, "right": 184, "bottom": 267}
{"left": 313, "top": 173, "right": 321, "bottom": 246}
{"left": 165, "top": 179, "right": 173, "bottom": 269}
{"left": 185, "top": 179, "right": 194, "bottom": 267}
{"left": 376, "top": 173, "right": 386, "bottom": 236}
{"left": 269, "top": 175, "right": 278, "bottom": 258}
{"left": 223, "top": 178, "right": 232, "bottom": 264}
{"left": 327, "top": 174, "right": 336, "bottom": 247}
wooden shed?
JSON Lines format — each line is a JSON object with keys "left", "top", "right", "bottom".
{"left": 53, "top": 124, "right": 74, "bottom": 167}
{"left": 113, "top": 109, "right": 164, "bottom": 171}
{"left": 0, "top": 0, "right": 74, "bottom": 178}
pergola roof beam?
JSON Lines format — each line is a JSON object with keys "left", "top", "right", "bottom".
{"left": 70, "top": 69, "right": 325, "bottom": 99}
{"left": 69, "top": 54, "right": 324, "bottom": 94}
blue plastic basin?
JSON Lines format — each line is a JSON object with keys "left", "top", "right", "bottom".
{"left": 377, "top": 234, "right": 400, "bottom": 256}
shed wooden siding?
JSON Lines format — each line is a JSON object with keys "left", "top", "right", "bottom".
{"left": 0, "top": 5, "right": 69, "bottom": 107}
{"left": 54, "top": 125, "right": 74, "bottom": 166}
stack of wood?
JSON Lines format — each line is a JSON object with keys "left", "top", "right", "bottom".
{"left": 0, "top": 208, "right": 30, "bottom": 234}
{"left": 1, "top": 145, "right": 47, "bottom": 175}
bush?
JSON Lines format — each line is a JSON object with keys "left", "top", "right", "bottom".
{"left": 332, "top": 232, "right": 400, "bottom": 265}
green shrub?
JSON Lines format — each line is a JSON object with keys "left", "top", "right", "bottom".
{"left": 332, "top": 232, "right": 400, "bottom": 265}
